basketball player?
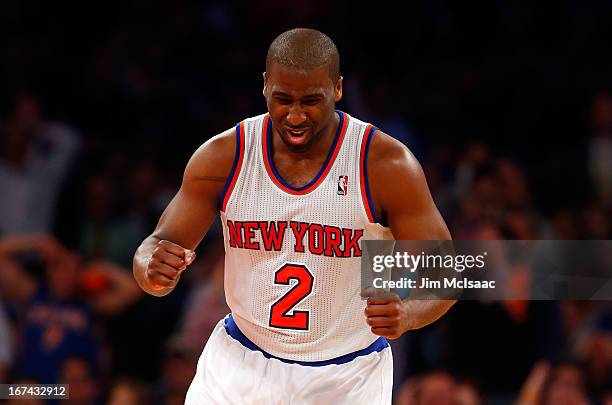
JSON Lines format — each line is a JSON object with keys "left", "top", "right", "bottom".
{"left": 133, "top": 28, "right": 455, "bottom": 404}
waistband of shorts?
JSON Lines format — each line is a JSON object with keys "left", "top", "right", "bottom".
{"left": 223, "top": 314, "right": 389, "bottom": 367}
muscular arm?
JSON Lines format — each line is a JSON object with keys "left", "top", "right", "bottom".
{"left": 133, "top": 128, "right": 236, "bottom": 296}
{"left": 365, "top": 131, "right": 456, "bottom": 338}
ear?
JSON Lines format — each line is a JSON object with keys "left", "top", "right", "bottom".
{"left": 262, "top": 72, "right": 268, "bottom": 97}
{"left": 334, "top": 76, "right": 343, "bottom": 102}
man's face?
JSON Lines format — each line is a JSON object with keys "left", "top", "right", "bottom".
{"left": 263, "top": 62, "right": 342, "bottom": 153}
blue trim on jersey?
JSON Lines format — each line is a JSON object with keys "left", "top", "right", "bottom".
{"left": 224, "top": 314, "right": 388, "bottom": 366}
{"left": 218, "top": 122, "right": 242, "bottom": 210}
{"left": 265, "top": 110, "right": 344, "bottom": 192}
{"left": 363, "top": 126, "right": 379, "bottom": 223}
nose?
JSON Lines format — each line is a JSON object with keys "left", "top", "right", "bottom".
{"left": 286, "top": 105, "right": 307, "bottom": 127}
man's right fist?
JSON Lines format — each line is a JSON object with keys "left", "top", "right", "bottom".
{"left": 145, "top": 240, "right": 196, "bottom": 290}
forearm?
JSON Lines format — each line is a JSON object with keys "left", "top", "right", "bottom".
{"left": 0, "top": 256, "right": 37, "bottom": 303}
{"left": 401, "top": 299, "right": 456, "bottom": 331}
{"left": 133, "top": 235, "right": 176, "bottom": 297}
{"left": 90, "top": 262, "right": 143, "bottom": 314}
{"left": 0, "top": 235, "right": 37, "bottom": 257}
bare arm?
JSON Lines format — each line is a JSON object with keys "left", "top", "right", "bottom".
{"left": 0, "top": 256, "right": 37, "bottom": 304}
{"left": 133, "top": 128, "right": 236, "bottom": 297}
{"left": 0, "top": 234, "right": 65, "bottom": 303}
{"left": 365, "top": 131, "right": 456, "bottom": 338}
{"left": 86, "top": 261, "right": 144, "bottom": 315}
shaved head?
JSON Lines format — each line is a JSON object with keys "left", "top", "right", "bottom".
{"left": 266, "top": 28, "right": 340, "bottom": 82}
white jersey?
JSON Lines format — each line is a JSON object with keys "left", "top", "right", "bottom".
{"left": 219, "top": 111, "right": 393, "bottom": 362}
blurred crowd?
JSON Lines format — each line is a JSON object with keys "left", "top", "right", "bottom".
{"left": 1, "top": 1, "right": 612, "bottom": 404}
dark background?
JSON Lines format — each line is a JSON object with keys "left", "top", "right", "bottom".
{"left": 0, "top": 1, "right": 610, "bottom": 404}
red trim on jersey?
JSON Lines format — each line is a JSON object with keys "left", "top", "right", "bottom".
{"left": 221, "top": 121, "right": 245, "bottom": 212}
{"left": 359, "top": 124, "right": 376, "bottom": 223}
{"left": 262, "top": 112, "right": 348, "bottom": 195}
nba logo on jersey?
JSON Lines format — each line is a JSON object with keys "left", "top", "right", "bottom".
{"left": 337, "top": 175, "right": 348, "bottom": 195}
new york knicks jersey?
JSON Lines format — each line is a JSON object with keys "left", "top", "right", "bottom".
{"left": 219, "top": 111, "right": 393, "bottom": 362}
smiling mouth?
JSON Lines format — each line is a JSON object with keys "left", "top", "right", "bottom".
{"left": 286, "top": 127, "right": 308, "bottom": 137}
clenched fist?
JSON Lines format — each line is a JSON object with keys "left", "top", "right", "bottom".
{"left": 364, "top": 291, "right": 410, "bottom": 340}
{"left": 145, "top": 240, "right": 196, "bottom": 290}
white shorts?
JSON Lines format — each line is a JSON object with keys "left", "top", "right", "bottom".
{"left": 185, "top": 315, "right": 393, "bottom": 405}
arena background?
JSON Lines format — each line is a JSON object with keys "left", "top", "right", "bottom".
{"left": 0, "top": 1, "right": 610, "bottom": 404}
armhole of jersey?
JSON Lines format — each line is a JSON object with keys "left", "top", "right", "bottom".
{"left": 359, "top": 124, "right": 378, "bottom": 223}
{"left": 219, "top": 121, "right": 245, "bottom": 212}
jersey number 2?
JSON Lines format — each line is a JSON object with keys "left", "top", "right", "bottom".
{"left": 269, "top": 263, "right": 314, "bottom": 330}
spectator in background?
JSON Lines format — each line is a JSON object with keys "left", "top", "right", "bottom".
{"left": 588, "top": 92, "right": 612, "bottom": 205}
{"left": 518, "top": 360, "right": 590, "bottom": 405}
{"left": 155, "top": 338, "right": 198, "bottom": 405}
{"left": 0, "top": 234, "right": 141, "bottom": 383}
{"left": 79, "top": 159, "right": 160, "bottom": 267}
{"left": 415, "top": 372, "right": 456, "bottom": 405}
{"left": 77, "top": 172, "right": 139, "bottom": 265}
{"left": 107, "top": 377, "right": 151, "bottom": 405}
{"left": 547, "top": 209, "right": 578, "bottom": 240}
{"left": 495, "top": 159, "right": 532, "bottom": 210}
{"left": 568, "top": 305, "right": 612, "bottom": 401}
{"left": 177, "top": 242, "right": 228, "bottom": 352}
{"left": 395, "top": 371, "right": 482, "bottom": 405}
{"left": 580, "top": 203, "right": 610, "bottom": 239}
{"left": 0, "top": 304, "right": 13, "bottom": 383}
{"left": 0, "top": 93, "right": 80, "bottom": 235}
{"left": 448, "top": 143, "right": 491, "bottom": 208}
{"left": 58, "top": 356, "right": 100, "bottom": 405}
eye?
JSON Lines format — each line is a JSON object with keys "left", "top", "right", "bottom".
{"left": 275, "top": 97, "right": 292, "bottom": 105}
{"left": 303, "top": 99, "right": 321, "bottom": 106}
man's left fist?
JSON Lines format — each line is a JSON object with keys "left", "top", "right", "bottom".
{"left": 364, "top": 292, "right": 410, "bottom": 340}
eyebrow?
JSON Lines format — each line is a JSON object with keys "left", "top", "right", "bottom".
{"left": 271, "top": 91, "right": 325, "bottom": 99}
{"left": 271, "top": 91, "right": 291, "bottom": 98}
